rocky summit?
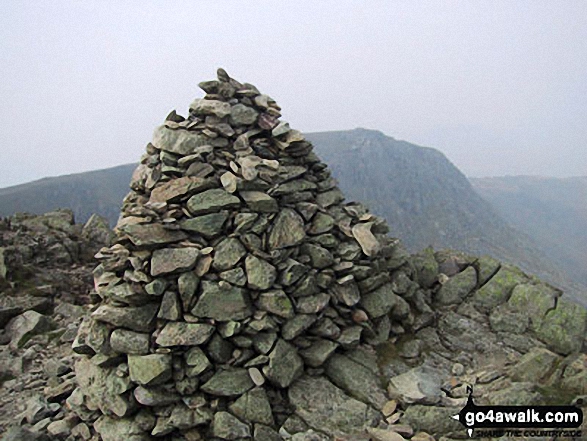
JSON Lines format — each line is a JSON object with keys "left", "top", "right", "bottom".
{"left": 2, "top": 69, "right": 587, "bottom": 441}
{"left": 69, "top": 68, "right": 415, "bottom": 441}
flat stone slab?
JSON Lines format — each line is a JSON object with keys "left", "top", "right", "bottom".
{"left": 288, "top": 375, "right": 381, "bottom": 437}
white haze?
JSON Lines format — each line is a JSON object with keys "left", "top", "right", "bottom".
{"left": 0, "top": 0, "right": 586, "bottom": 187}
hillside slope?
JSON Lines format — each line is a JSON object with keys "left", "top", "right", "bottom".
{"left": 0, "top": 164, "right": 133, "bottom": 227}
{"left": 471, "top": 176, "right": 587, "bottom": 290}
{"left": 307, "top": 129, "right": 584, "bottom": 303}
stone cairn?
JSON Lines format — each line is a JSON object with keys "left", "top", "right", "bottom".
{"left": 71, "top": 69, "right": 416, "bottom": 440}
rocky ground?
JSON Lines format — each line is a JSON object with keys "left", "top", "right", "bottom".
{"left": 1, "top": 69, "right": 586, "bottom": 441}
{"left": 0, "top": 210, "right": 585, "bottom": 441}
{"left": 0, "top": 210, "right": 112, "bottom": 440}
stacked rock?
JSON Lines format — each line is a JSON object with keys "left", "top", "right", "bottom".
{"left": 72, "top": 69, "right": 414, "bottom": 440}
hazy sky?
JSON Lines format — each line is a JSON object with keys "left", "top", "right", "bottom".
{"left": 1, "top": 1, "right": 586, "bottom": 188}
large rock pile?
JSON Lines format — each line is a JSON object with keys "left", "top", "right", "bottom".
{"left": 70, "top": 69, "right": 419, "bottom": 440}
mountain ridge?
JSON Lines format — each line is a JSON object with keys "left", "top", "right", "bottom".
{"left": 1, "top": 128, "right": 584, "bottom": 304}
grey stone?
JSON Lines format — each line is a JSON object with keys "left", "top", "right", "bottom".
{"left": 92, "top": 304, "right": 159, "bottom": 333}
{"left": 128, "top": 354, "right": 172, "bottom": 386}
{"left": 299, "top": 339, "right": 339, "bottom": 367}
{"left": 178, "top": 271, "right": 199, "bottom": 310}
{"left": 184, "top": 347, "right": 212, "bottom": 377}
{"left": 122, "top": 223, "right": 186, "bottom": 247}
{"left": 229, "top": 387, "right": 274, "bottom": 425}
{"left": 190, "top": 99, "right": 231, "bottom": 118}
{"left": 201, "top": 368, "right": 254, "bottom": 397}
{"left": 152, "top": 125, "right": 210, "bottom": 155}
{"left": 257, "top": 290, "right": 294, "bottom": 318}
{"left": 230, "top": 103, "right": 259, "bottom": 126}
{"left": 180, "top": 212, "right": 229, "bottom": 238}
{"left": 149, "top": 176, "right": 215, "bottom": 204}
{"left": 301, "top": 243, "right": 334, "bottom": 269}
{"left": 192, "top": 281, "right": 253, "bottom": 321}
{"left": 241, "top": 191, "right": 279, "bottom": 213}
{"left": 213, "top": 237, "right": 247, "bottom": 271}
{"left": 187, "top": 189, "right": 240, "bottom": 216}
{"left": 360, "top": 283, "right": 402, "bottom": 318}
{"left": 282, "top": 314, "right": 318, "bottom": 340}
{"left": 537, "top": 298, "right": 587, "bottom": 355}
{"left": 472, "top": 265, "right": 528, "bottom": 311}
{"left": 94, "top": 416, "right": 151, "bottom": 441}
{"left": 110, "top": 329, "right": 150, "bottom": 355}
{"left": 295, "top": 293, "right": 330, "bottom": 314}
{"left": 268, "top": 208, "right": 306, "bottom": 249}
{"left": 288, "top": 375, "right": 381, "bottom": 437}
{"left": 134, "top": 386, "right": 181, "bottom": 406}
{"left": 220, "top": 267, "right": 247, "bottom": 286}
{"left": 401, "top": 405, "right": 462, "bottom": 436}
{"left": 150, "top": 247, "right": 199, "bottom": 276}
{"left": 435, "top": 266, "right": 477, "bottom": 305}
{"left": 157, "top": 290, "right": 182, "bottom": 320}
{"left": 75, "top": 358, "right": 134, "bottom": 417}
{"left": 325, "top": 353, "right": 387, "bottom": 409}
{"left": 212, "top": 411, "right": 251, "bottom": 439}
{"left": 6, "top": 311, "right": 53, "bottom": 349}
{"left": 264, "top": 339, "right": 304, "bottom": 388}
{"left": 246, "top": 255, "right": 277, "bottom": 290}
{"left": 155, "top": 322, "right": 214, "bottom": 347}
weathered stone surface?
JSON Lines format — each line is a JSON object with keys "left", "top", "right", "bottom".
{"left": 400, "top": 405, "right": 462, "bottom": 437}
{"left": 155, "top": 322, "right": 215, "bottom": 347}
{"left": 360, "top": 283, "right": 401, "bottom": 318}
{"left": 283, "top": 314, "right": 318, "bottom": 340}
{"left": 229, "top": 388, "right": 274, "bottom": 425}
{"left": 387, "top": 367, "right": 443, "bottom": 405}
{"left": 325, "top": 353, "right": 387, "bottom": 409}
{"left": 128, "top": 354, "right": 172, "bottom": 386}
{"left": 110, "top": 329, "right": 150, "bottom": 355}
{"left": 472, "top": 265, "right": 527, "bottom": 311}
{"left": 301, "top": 243, "right": 334, "bottom": 269}
{"left": 257, "top": 290, "right": 294, "bottom": 318}
{"left": 299, "top": 339, "right": 339, "bottom": 367}
{"left": 509, "top": 347, "right": 560, "bottom": 383}
{"left": 92, "top": 304, "right": 159, "bottom": 332}
{"left": 6, "top": 311, "right": 53, "bottom": 349}
{"left": 75, "top": 358, "right": 134, "bottom": 417}
{"left": 180, "top": 212, "right": 228, "bottom": 238}
{"left": 121, "top": 223, "right": 187, "bottom": 247}
{"left": 213, "top": 237, "right": 247, "bottom": 271}
{"left": 537, "top": 298, "right": 587, "bottom": 355}
{"left": 134, "top": 386, "right": 181, "bottom": 406}
{"left": 149, "top": 177, "right": 215, "bottom": 204}
{"left": 192, "top": 281, "right": 253, "bottom": 321}
{"left": 245, "top": 255, "right": 277, "bottom": 290}
{"left": 187, "top": 189, "right": 240, "bottom": 216}
{"left": 352, "top": 222, "right": 380, "bottom": 257}
{"left": 264, "top": 339, "right": 304, "bottom": 388}
{"left": 190, "top": 98, "right": 231, "bottom": 118}
{"left": 289, "top": 375, "right": 381, "bottom": 437}
{"left": 268, "top": 208, "right": 306, "bottom": 249}
{"left": 152, "top": 125, "right": 210, "bottom": 155}
{"left": 241, "top": 191, "right": 278, "bottom": 213}
{"left": 201, "top": 368, "right": 255, "bottom": 397}
{"left": 212, "top": 411, "right": 251, "bottom": 439}
{"left": 435, "top": 266, "right": 477, "bottom": 305}
{"left": 185, "top": 347, "right": 212, "bottom": 376}
{"left": 230, "top": 103, "right": 259, "bottom": 126}
{"left": 150, "top": 247, "right": 199, "bottom": 276}
{"left": 508, "top": 283, "right": 558, "bottom": 332}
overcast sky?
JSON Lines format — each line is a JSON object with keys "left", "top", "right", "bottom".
{"left": 1, "top": 1, "right": 586, "bottom": 188}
